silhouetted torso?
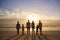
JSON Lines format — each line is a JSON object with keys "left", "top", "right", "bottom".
{"left": 32, "top": 21, "right": 35, "bottom": 29}
{"left": 26, "top": 20, "right": 30, "bottom": 30}
{"left": 26, "top": 20, "right": 30, "bottom": 34}
{"left": 38, "top": 20, "right": 42, "bottom": 34}
{"left": 31, "top": 21, "right": 35, "bottom": 34}
{"left": 16, "top": 21, "right": 20, "bottom": 35}
{"left": 22, "top": 24, "right": 24, "bottom": 35}
{"left": 16, "top": 24, "right": 20, "bottom": 29}
{"left": 22, "top": 24, "right": 24, "bottom": 31}
{"left": 39, "top": 22, "right": 42, "bottom": 29}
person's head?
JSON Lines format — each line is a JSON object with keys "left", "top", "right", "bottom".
{"left": 39, "top": 20, "right": 41, "bottom": 23}
{"left": 37, "top": 25, "right": 38, "bottom": 26}
{"left": 28, "top": 20, "right": 29, "bottom": 22}
{"left": 17, "top": 21, "right": 19, "bottom": 24}
{"left": 22, "top": 24, "right": 24, "bottom": 27}
{"left": 22, "top": 24, "right": 24, "bottom": 26}
{"left": 32, "top": 21, "right": 34, "bottom": 23}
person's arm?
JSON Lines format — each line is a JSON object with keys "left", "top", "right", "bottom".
{"left": 41, "top": 23, "right": 42, "bottom": 27}
{"left": 16, "top": 24, "right": 17, "bottom": 29}
{"left": 26, "top": 23, "right": 27, "bottom": 28}
{"left": 19, "top": 24, "right": 20, "bottom": 29}
{"left": 29, "top": 23, "right": 31, "bottom": 28}
{"left": 34, "top": 23, "right": 35, "bottom": 28}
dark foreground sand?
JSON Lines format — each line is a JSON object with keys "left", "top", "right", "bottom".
{"left": 0, "top": 31, "right": 60, "bottom": 40}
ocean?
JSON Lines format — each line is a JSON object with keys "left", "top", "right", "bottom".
{"left": 0, "top": 19, "right": 60, "bottom": 31}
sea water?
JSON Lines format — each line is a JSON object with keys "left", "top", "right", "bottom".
{"left": 0, "top": 19, "right": 60, "bottom": 31}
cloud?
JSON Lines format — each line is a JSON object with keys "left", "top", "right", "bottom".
{"left": 0, "top": 8, "right": 60, "bottom": 20}
{"left": 0, "top": 8, "right": 50, "bottom": 19}
{"left": 0, "top": 9, "right": 32, "bottom": 19}
{"left": 0, "top": 10, "right": 7, "bottom": 17}
{"left": 0, "top": 14, "right": 7, "bottom": 17}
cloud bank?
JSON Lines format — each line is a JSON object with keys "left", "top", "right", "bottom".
{"left": 0, "top": 9, "right": 33, "bottom": 19}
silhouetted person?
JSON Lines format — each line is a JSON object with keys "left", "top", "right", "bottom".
{"left": 16, "top": 21, "right": 20, "bottom": 35}
{"left": 38, "top": 20, "right": 42, "bottom": 34}
{"left": 26, "top": 20, "right": 30, "bottom": 34}
{"left": 22, "top": 24, "right": 24, "bottom": 35}
{"left": 31, "top": 21, "right": 35, "bottom": 34}
{"left": 36, "top": 25, "right": 39, "bottom": 35}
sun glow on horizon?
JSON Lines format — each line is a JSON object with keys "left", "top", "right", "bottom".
{"left": 27, "top": 14, "right": 39, "bottom": 22}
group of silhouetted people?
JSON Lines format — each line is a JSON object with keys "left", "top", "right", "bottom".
{"left": 16, "top": 20, "right": 42, "bottom": 35}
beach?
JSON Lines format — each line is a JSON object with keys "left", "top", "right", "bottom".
{"left": 0, "top": 31, "right": 60, "bottom": 40}
{"left": 0, "top": 0, "right": 60, "bottom": 40}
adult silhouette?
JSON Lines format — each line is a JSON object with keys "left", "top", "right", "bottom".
{"left": 22, "top": 24, "right": 24, "bottom": 35}
{"left": 31, "top": 21, "right": 35, "bottom": 34}
{"left": 26, "top": 20, "right": 30, "bottom": 34}
{"left": 16, "top": 21, "right": 20, "bottom": 35}
{"left": 38, "top": 20, "right": 42, "bottom": 34}
{"left": 36, "top": 25, "right": 39, "bottom": 35}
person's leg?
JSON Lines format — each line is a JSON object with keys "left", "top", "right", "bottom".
{"left": 32, "top": 28, "right": 34, "bottom": 34}
{"left": 40, "top": 28, "right": 42, "bottom": 34}
{"left": 17, "top": 30, "right": 18, "bottom": 35}
{"left": 28, "top": 29, "right": 30, "bottom": 35}
{"left": 22, "top": 30, "right": 24, "bottom": 35}
{"left": 17, "top": 29, "right": 19, "bottom": 35}
{"left": 36, "top": 29, "right": 37, "bottom": 35}
{"left": 23, "top": 30, "right": 24, "bottom": 35}
{"left": 32, "top": 28, "right": 33, "bottom": 35}
{"left": 29, "top": 28, "right": 30, "bottom": 34}
{"left": 22, "top": 30, "right": 23, "bottom": 35}
{"left": 23, "top": 29, "right": 24, "bottom": 35}
{"left": 33, "top": 28, "right": 34, "bottom": 34}
{"left": 37, "top": 30, "right": 38, "bottom": 35}
{"left": 18, "top": 29, "right": 19, "bottom": 35}
{"left": 28, "top": 29, "right": 29, "bottom": 34}
{"left": 40, "top": 29, "right": 41, "bottom": 34}
{"left": 27, "top": 29, "right": 28, "bottom": 34}
{"left": 41, "top": 28, "right": 42, "bottom": 34}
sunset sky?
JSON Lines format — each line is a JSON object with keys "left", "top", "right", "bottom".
{"left": 0, "top": 0, "right": 60, "bottom": 20}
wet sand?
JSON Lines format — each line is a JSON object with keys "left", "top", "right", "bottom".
{"left": 0, "top": 31, "right": 60, "bottom": 40}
